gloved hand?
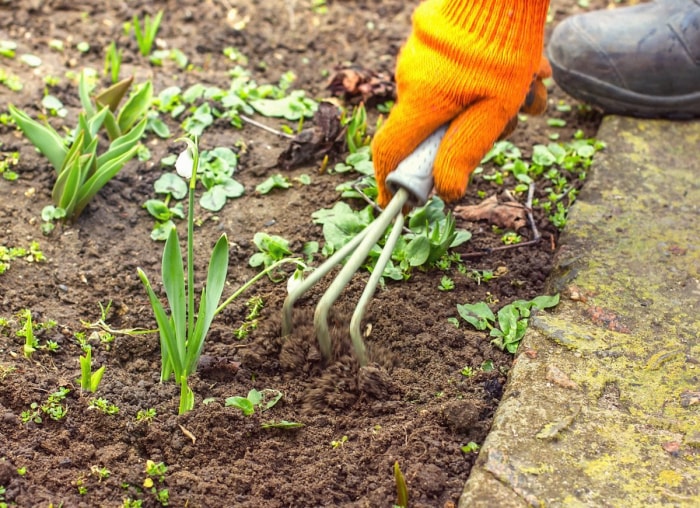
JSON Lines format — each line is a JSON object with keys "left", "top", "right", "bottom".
{"left": 371, "top": 0, "right": 550, "bottom": 207}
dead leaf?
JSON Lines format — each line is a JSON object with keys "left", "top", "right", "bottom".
{"left": 327, "top": 65, "right": 395, "bottom": 106}
{"left": 179, "top": 424, "right": 196, "bottom": 445}
{"left": 278, "top": 101, "right": 345, "bottom": 170}
{"left": 453, "top": 194, "right": 527, "bottom": 230}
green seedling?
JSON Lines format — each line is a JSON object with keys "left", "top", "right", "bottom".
{"left": 331, "top": 435, "right": 348, "bottom": 449}
{"left": 256, "top": 174, "right": 291, "bottom": 194}
{"left": 332, "top": 145, "right": 374, "bottom": 175}
{"left": 21, "top": 387, "right": 70, "bottom": 423}
{"left": 90, "top": 465, "right": 110, "bottom": 481}
{"left": 225, "top": 388, "right": 283, "bottom": 416}
{"left": 0, "top": 68, "right": 22, "bottom": 91}
{"left": 132, "top": 10, "right": 164, "bottom": 56}
{"left": 457, "top": 294, "right": 560, "bottom": 353}
{"left": 394, "top": 461, "right": 409, "bottom": 508}
{"left": 234, "top": 296, "right": 264, "bottom": 339}
{"left": 104, "top": 41, "right": 122, "bottom": 84}
{"left": 17, "top": 309, "right": 37, "bottom": 359}
{"left": 501, "top": 231, "right": 522, "bottom": 245}
{"left": 136, "top": 408, "right": 157, "bottom": 423}
{"left": 139, "top": 138, "right": 230, "bottom": 414}
{"left": 88, "top": 397, "right": 119, "bottom": 415}
{"left": 460, "top": 366, "right": 474, "bottom": 377}
{"left": 461, "top": 441, "right": 480, "bottom": 453}
{"left": 0, "top": 149, "right": 19, "bottom": 181}
{"left": 0, "top": 242, "right": 45, "bottom": 274}
{"left": 438, "top": 276, "right": 455, "bottom": 292}
{"left": 341, "top": 103, "right": 370, "bottom": 154}
{"left": 79, "top": 347, "right": 105, "bottom": 393}
{"left": 41, "top": 205, "right": 67, "bottom": 234}
{"left": 9, "top": 72, "right": 152, "bottom": 220}
{"left": 143, "top": 460, "right": 169, "bottom": 506}
{"left": 249, "top": 232, "right": 294, "bottom": 278}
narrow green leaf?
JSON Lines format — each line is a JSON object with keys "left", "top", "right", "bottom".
{"left": 117, "top": 81, "right": 153, "bottom": 133}
{"left": 90, "top": 365, "right": 105, "bottom": 392}
{"left": 96, "top": 116, "right": 146, "bottom": 168}
{"left": 78, "top": 71, "right": 96, "bottom": 116}
{"left": 185, "top": 234, "right": 229, "bottom": 374}
{"left": 137, "top": 268, "right": 182, "bottom": 380}
{"left": 8, "top": 104, "right": 67, "bottom": 172}
{"left": 162, "top": 227, "right": 187, "bottom": 369}
{"left": 79, "top": 349, "right": 92, "bottom": 391}
{"left": 73, "top": 144, "right": 137, "bottom": 218}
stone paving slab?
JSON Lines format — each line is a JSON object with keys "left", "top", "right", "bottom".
{"left": 459, "top": 116, "right": 700, "bottom": 508}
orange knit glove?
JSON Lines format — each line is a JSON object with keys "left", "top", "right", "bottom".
{"left": 371, "top": 0, "right": 550, "bottom": 207}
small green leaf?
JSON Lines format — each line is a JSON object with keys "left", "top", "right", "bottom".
{"left": 200, "top": 186, "right": 227, "bottom": 211}
{"left": 154, "top": 173, "right": 188, "bottom": 199}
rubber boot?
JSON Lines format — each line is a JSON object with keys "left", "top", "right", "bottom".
{"left": 547, "top": 0, "right": 700, "bottom": 119}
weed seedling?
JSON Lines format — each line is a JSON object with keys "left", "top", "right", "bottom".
{"left": 461, "top": 441, "right": 480, "bottom": 453}
{"left": 143, "top": 460, "right": 169, "bottom": 506}
{"left": 460, "top": 366, "right": 474, "bottom": 378}
{"left": 88, "top": 397, "right": 119, "bottom": 415}
{"left": 90, "top": 465, "right": 111, "bottom": 481}
{"left": 225, "top": 388, "right": 283, "bottom": 416}
{"left": 136, "top": 408, "right": 157, "bottom": 423}
{"left": 457, "top": 295, "right": 560, "bottom": 353}
{"left": 331, "top": 435, "right": 348, "bottom": 449}
{"left": 438, "top": 276, "right": 455, "bottom": 292}
{"left": 22, "top": 387, "right": 70, "bottom": 423}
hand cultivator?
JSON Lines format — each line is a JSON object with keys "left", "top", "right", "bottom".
{"left": 282, "top": 127, "right": 447, "bottom": 366}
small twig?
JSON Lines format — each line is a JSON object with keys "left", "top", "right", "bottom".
{"left": 240, "top": 114, "right": 295, "bottom": 140}
{"left": 525, "top": 182, "right": 541, "bottom": 242}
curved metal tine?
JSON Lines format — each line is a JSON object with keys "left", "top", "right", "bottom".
{"left": 349, "top": 209, "right": 405, "bottom": 366}
{"left": 314, "top": 189, "right": 409, "bottom": 361}
{"left": 281, "top": 228, "right": 367, "bottom": 336}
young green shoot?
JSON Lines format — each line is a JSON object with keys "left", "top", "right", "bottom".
{"left": 79, "top": 347, "right": 105, "bottom": 393}
{"left": 132, "top": 10, "right": 164, "bottom": 56}
{"left": 104, "top": 41, "right": 122, "bottom": 83}
{"left": 394, "top": 461, "right": 409, "bottom": 508}
{"left": 138, "top": 138, "right": 230, "bottom": 414}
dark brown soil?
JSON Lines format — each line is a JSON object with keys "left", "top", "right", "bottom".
{"left": 0, "top": 1, "right": 612, "bottom": 506}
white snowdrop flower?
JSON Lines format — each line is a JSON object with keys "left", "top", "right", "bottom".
{"left": 175, "top": 147, "right": 194, "bottom": 179}
{"left": 287, "top": 267, "right": 304, "bottom": 294}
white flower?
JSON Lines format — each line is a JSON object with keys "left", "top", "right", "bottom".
{"left": 175, "top": 147, "right": 194, "bottom": 179}
{"left": 287, "top": 267, "right": 304, "bottom": 294}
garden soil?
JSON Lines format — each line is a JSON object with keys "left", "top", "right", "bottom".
{"left": 0, "top": 1, "right": 613, "bottom": 506}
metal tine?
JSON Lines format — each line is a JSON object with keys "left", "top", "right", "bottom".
{"left": 281, "top": 225, "right": 367, "bottom": 337}
{"left": 348, "top": 207, "right": 405, "bottom": 366}
{"left": 281, "top": 125, "right": 447, "bottom": 364}
{"left": 312, "top": 188, "right": 409, "bottom": 361}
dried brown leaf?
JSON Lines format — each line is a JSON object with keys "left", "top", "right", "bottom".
{"left": 453, "top": 195, "right": 527, "bottom": 230}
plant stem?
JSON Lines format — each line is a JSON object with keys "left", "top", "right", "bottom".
{"left": 186, "top": 144, "right": 199, "bottom": 340}
{"left": 214, "top": 258, "right": 304, "bottom": 317}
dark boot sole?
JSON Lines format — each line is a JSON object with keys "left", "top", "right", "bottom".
{"left": 550, "top": 60, "right": 700, "bottom": 120}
